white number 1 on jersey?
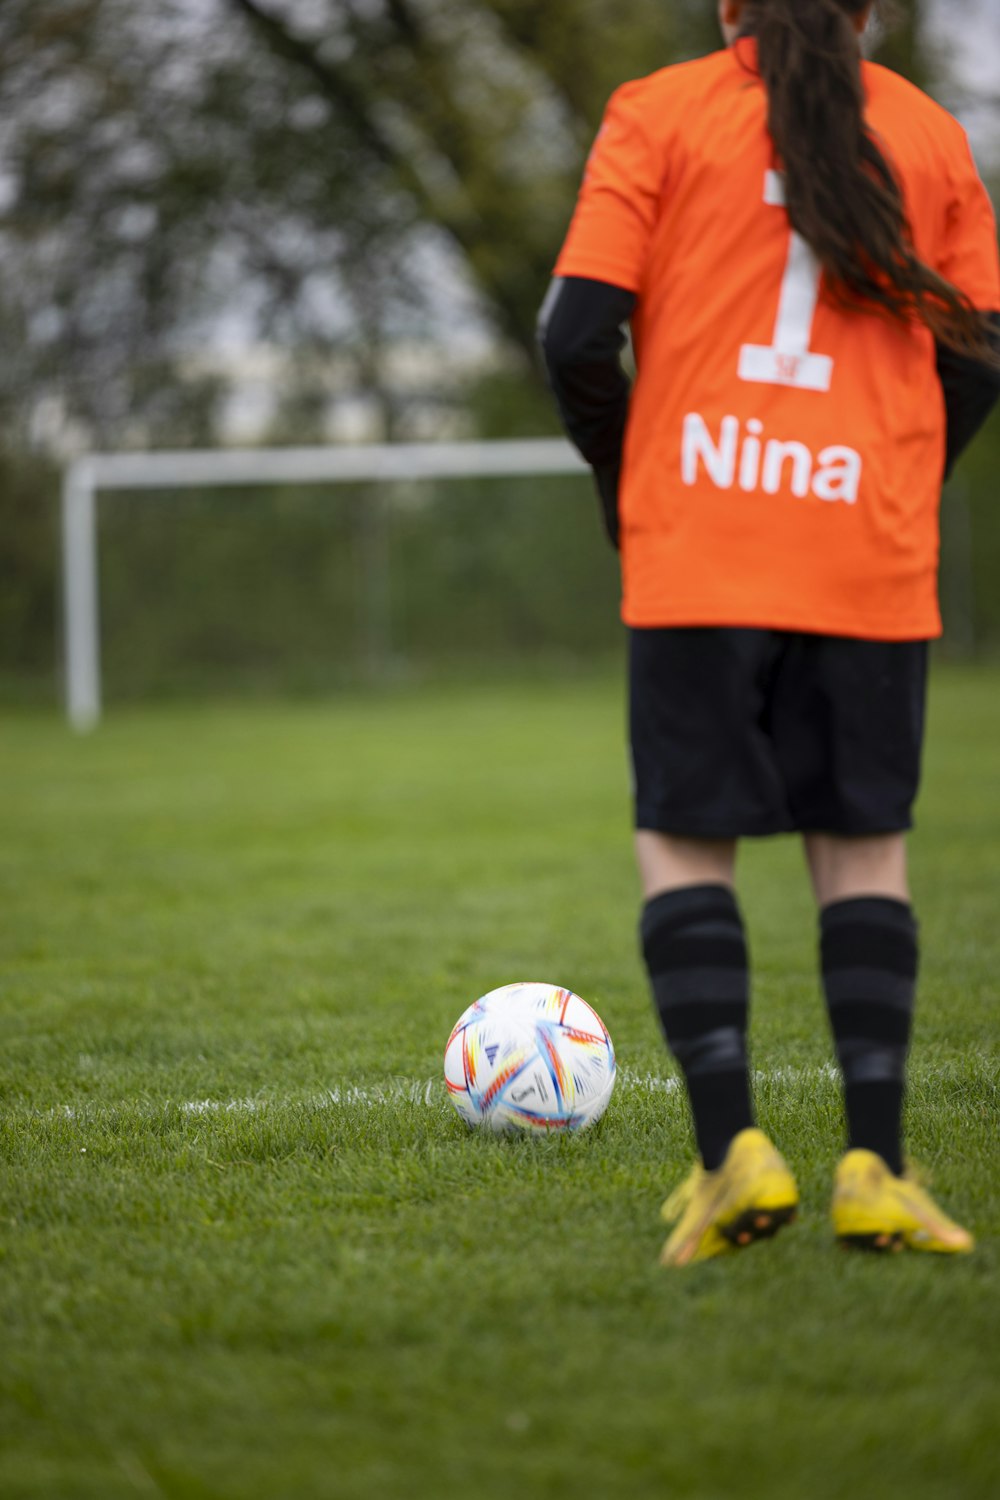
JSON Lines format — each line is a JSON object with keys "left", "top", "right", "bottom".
{"left": 739, "top": 170, "right": 834, "bottom": 393}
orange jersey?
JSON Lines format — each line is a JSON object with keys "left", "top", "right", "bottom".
{"left": 554, "top": 40, "right": 1000, "bottom": 639}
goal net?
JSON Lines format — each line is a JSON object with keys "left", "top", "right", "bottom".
{"left": 61, "top": 439, "right": 613, "bottom": 729}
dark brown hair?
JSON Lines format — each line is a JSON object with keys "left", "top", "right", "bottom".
{"left": 748, "top": 0, "right": 995, "bottom": 359}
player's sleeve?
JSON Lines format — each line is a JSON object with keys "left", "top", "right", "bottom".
{"left": 936, "top": 127, "right": 1000, "bottom": 311}
{"left": 553, "top": 84, "right": 664, "bottom": 292}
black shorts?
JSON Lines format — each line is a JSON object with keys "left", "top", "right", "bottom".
{"left": 629, "top": 628, "right": 929, "bottom": 838}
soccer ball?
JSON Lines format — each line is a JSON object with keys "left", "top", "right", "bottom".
{"left": 444, "top": 981, "right": 616, "bottom": 1132}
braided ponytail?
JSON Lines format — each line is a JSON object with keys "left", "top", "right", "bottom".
{"left": 749, "top": 0, "right": 996, "bottom": 359}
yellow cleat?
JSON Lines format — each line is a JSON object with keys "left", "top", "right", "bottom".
{"left": 832, "top": 1150, "right": 974, "bottom": 1255}
{"left": 659, "top": 1128, "right": 799, "bottom": 1268}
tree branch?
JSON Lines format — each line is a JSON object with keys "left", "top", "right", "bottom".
{"left": 228, "top": 0, "right": 542, "bottom": 359}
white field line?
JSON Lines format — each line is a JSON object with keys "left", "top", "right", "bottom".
{"left": 36, "top": 1064, "right": 853, "bottom": 1123}
{"left": 34, "top": 1058, "right": 999, "bottom": 1124}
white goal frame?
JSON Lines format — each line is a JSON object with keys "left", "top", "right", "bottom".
{"left": 61, "top": 439, "right": 588, "bottom": 731}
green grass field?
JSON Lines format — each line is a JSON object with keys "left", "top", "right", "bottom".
{"left": 2, "top": 668, "right": 998, "bottom": 1499}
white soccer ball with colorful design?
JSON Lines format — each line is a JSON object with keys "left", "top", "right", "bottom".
{"left": 444, "top": 982, "right": 616, "bottom": 1132}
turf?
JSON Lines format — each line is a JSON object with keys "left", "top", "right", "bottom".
{"left": 1, "top": 667, "right": 998, "bottom": 1500}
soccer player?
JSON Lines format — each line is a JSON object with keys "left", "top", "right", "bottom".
{"left": 540, "top": 0, "right": 1000, "bottom": 1265}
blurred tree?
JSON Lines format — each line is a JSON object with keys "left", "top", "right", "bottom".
{"left": 0, "top": 0, "right": 450, "bottom": 447}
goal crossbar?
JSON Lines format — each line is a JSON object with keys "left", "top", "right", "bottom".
{"left": 61, "top": 438, "right": 588, "bottom": 730}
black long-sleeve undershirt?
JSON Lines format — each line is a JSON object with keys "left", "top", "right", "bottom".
{"left": 936, "top": 314, "right": 1000, "bottom": 477}
{"left": 538, "top": 275, "right": 1000, "bottom": 549}
{"left": 538, "top": 276, "right": 636, "bottom": 549}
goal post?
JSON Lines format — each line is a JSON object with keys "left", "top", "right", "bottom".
{"left": 60, "top": 439, "right": 589, "bottom": 731}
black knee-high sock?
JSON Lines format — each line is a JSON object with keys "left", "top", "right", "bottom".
{"left": 640, "top": 884, "right": 753, "bottom": 1170}
{"left": 820, "top": 897, "right": 918, "bottom": 1177}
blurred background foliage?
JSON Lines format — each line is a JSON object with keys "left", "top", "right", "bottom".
{"left": 0, "top": 0, "right": 997, "bottom": 703}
